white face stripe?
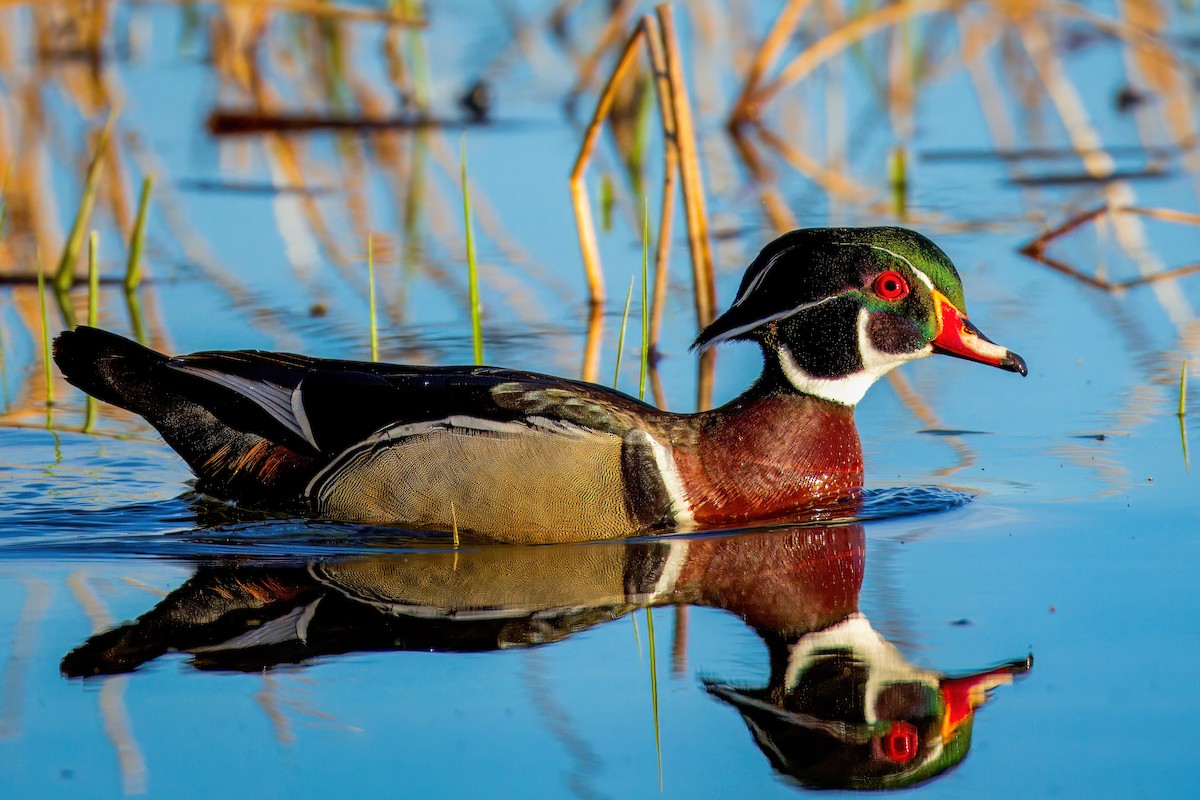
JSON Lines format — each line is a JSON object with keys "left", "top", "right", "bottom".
{"left": 732, "top": 249, "right": 787, "bottom": 307}
{"left": 777, "top": 309, "right": 932, "bottom": 406}
{"left": 698, "top": 294, "right": 838, "bottom": 351}
{"left": 833, "top": 242, "right": 938, "bottom": 292}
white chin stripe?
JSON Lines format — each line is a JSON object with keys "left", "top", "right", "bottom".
{"left": 777, "top": 309, "right": 930, "bottom": 406}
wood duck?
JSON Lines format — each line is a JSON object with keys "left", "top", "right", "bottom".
{"left": 53, "top": 227, "right": 1025, "bottom": 542}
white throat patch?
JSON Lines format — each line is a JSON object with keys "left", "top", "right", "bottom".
{"left": 777, "top": 308, "right": 931, "bottom": 406}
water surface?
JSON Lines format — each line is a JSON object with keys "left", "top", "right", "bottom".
{"left": 2, "top": 2, "right": 1199, "bottom": 797}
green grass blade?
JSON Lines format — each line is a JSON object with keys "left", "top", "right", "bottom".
{"left": 368, "top": 233, "right": 379, "bottom": 362}
{"left": 889, "top": 145, "right": 908, "bottom": 219}
{"left": 36, "top": 255, "right": 54, "bottom": 410}
{"left": 1179, "top": 359, "right": 1188, "bottom": 418}
{"left": 125, "top": 175, "right": 155, "bottom": 290}
{"left": 87, "top": 231, "right": 99, "bottom": 327}
{"left": 646, "top": 607, "right": 663, "bottom": 791}
{"left": 461, "top": 137, "right": 484, "bottom": 365}
{"left": 83, "top": 232, "right": 99, "bottom": 432}
{"left": 613, "top": 277, "right": 635, "bottom": 388}
{"left": 124, "top": 288, "right": 147, "bottom": 345}
{"left": 56, "top": 108, "right": 117, "bottom": 292}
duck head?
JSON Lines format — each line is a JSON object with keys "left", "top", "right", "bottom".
{"left": 693, "top": 227, "right": 1027, "bottom": 406}
{"left": 706, "top": 613, "right": 1033, "bottom": 790}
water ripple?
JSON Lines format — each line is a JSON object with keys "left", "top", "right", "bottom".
{"left": 0, "top": 485, "right": 973, "bottom": 562}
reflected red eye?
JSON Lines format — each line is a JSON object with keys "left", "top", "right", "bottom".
{"left": 873, "top": 271, "right": 909, "bottom": 301}
{"left": 881, "top": 721, "right": 919, "bottom": 764}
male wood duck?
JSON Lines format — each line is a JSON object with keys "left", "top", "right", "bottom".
{"left": 54, "top": 227, "right": 1025, "bottom": 542}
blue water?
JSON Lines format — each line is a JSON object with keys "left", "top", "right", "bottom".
{"left": 3, "top": 1, "right": 1200, "bottom": 797}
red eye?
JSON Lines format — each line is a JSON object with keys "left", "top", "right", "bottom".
{"left": 873, "top": 271, "right": 909, "bottom": 301}
{"left": 881, "top": 721, "right": 919, "bottom": 764}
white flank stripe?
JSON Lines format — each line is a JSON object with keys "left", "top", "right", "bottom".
{"left": 628, "top": 429, "right": 694, "bottom": 527}
{"left": 649, "top": 540, "right": 691, "bottom": 600}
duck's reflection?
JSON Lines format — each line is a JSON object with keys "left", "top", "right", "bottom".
{"left": 62, "top": 525, "right": 1029, "bottom": 790}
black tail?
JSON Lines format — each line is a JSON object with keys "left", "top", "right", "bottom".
{"left": 53, "top": 327, "right": 318, "bottom": 503}
{"left": 53, "top": 326, "right": 171, "bottom": 418}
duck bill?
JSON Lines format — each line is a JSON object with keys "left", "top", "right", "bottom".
{"left": 940, "top": 656, "right": 1033, "bottom": 740}
{"left": 930, "top": 291, "right": 1027, "bottom": 376}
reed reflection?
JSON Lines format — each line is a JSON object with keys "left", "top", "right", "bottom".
{"left": 62, "top": 524, "right": 1029, "bottom": 790}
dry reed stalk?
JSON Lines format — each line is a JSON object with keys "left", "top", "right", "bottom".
{"left": 642, "top": 13, "right": 678, "bottom": 351}
{"left": 1116, "top": 261, "right": 1200, "bottom": 289}
{"left": 1022, "top": 248, "right": 1115, "bottom": 291}
{"left": 1025, "top": 202, "right": 1200, "bottom": 289}
{"left": 754, "top": 122, "right": 872, "bottom": 199}
{"left": 885, "top": 370, "right": 976, "bottom": 478}
{"left": 1121, "top": 206, "right": 1200, "bottom": 226}
{"left": 956, "top": 9, "right": 1019, "bottom": 152}
{"left": 696, "top": 347, "right": 714, "bottom": 412}
{"left": 570, "top": 0, "right": 636, "bottom": 98}
{"left": 128, "top": 0, "right": 427, "bottom": 25}
{"left": 1019, "top": 204, "right": 1110, "bottom": 258}
{"left": 727, "top": 126, "right": 797, "bottom": 233}
{"left": 1055, "top": 1, "right": 1184, "bottom": 74}
{"left": 729, "top": 0, "right": 812, "bottom": 125}
{"left": 752, "top": 0, "right": 956, "bottom": 115}
{"left": 66, "top": 572, "right": 147, "bottom": 795}
{"left": 569, "top": 19, "right": 647, "bottom": 305}
{"left": 1014, "top": 16, "right": 1113, "bottom": 179}
{"left": 582, "top": 302, "right": 603, "bottom": 383}
{"left": 657, "top": 4, "right": 716, "bottom": 330}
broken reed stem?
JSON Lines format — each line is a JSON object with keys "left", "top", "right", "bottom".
{"left": 124, "top": 175, "right": 155, "bottom": 291}
{"left": 613, "top": 276, "right": 635, "bottom": 388}
{"left": 569, "top": 20, "right": 648, "bottom": 306}
{"left": 656, "top": 3, "right": 716, "bottom": 329}
{"left": 148, "top": 0, "right": 428, "bottom": 25}
{"left": 753, "top": 0, "right": 954, "bottom": 111}
{"left": 730, "top": 0, "right": 811, "bottom": 124}
{"left": 582, "top": 303, "right": 603, "bottom": 383}
{"left": 368, "top": 233, "right": 379, "bottom": 362}
{"left": 571, "top": 0, "right": 637, "bottom": 98}
{"left": 450, "top": 501, "right": 460, "bottom": 548}
{"left": 643, "top": 13, "right": 678, "bottom": 353}
{"left": 0, "top": 155, "right": 10, "bottom": 237}
{"left": 36, "top": 257, "right": 53, "bottom": 408}
{"left": 461, "top": 138, "right": 484, "bottom": 365}
{"left": 56, "top": 107, "right": 118, "bottom": 292}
